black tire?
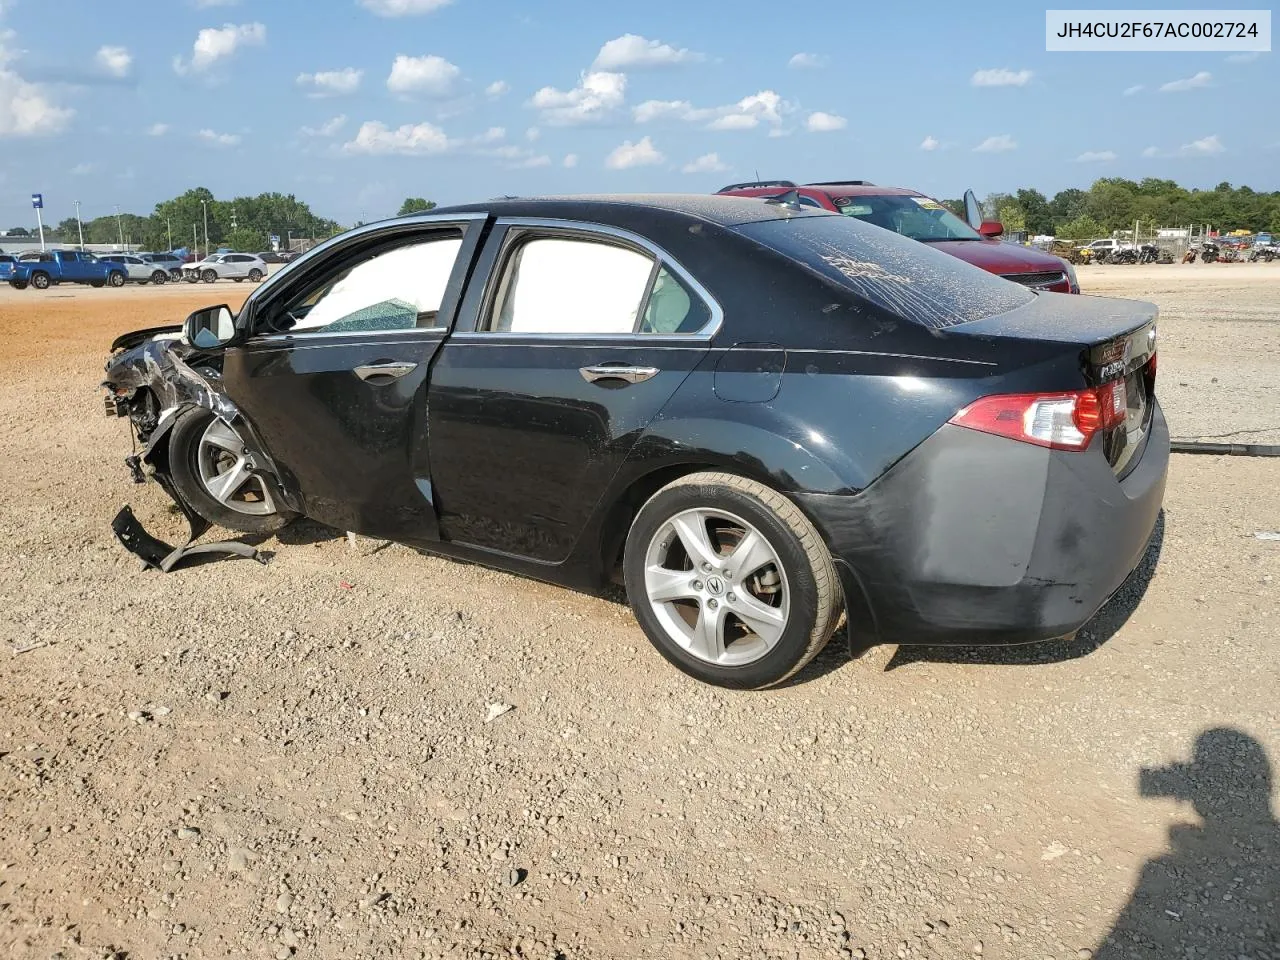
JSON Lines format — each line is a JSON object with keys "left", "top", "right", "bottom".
{"left": 185, "top": 273, "right": 198, "bottom": 283}
{"left": 247, "top": 268, "right": 263, "bottom": 282}
{"left": 201, "top": 269, "right": 217, "bottom": 283}
{"left": 168, "top": 407, "right": 295, "bottom": 535}
{"left": 107, "top": 271, "right": 125, "bottom": 287}
{"left": 31, "top": 271, "right": 51, "bottom": 290}
{"left": 90, "top": 280, "right": 105, "bottom": 288}
{"left": 9, "top": 280, "right": 28, "bottom": 290}
{"left": 623, "top": 471, "right": 840, "bottom": 689}
{"left": 233, "top": 277, "right": 243, "bottom": 283}
{"left": 151, "top": 271, "right": 168, "bottom": 285}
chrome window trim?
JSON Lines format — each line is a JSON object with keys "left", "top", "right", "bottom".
{"left": 250, "top": 326, "right": 448, "bottom": 345}
{"left": 466, "top": 216, "right": 724, "bottom": 341}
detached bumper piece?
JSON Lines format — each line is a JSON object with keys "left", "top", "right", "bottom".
{"left": 111, "top": 486, "right": 266, "bottom": 573}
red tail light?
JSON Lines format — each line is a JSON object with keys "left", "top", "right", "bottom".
{"left": 950, "top": 383, "right": 1126, "bottom": 451}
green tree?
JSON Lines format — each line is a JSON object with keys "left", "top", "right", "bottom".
{"left": 225, "top": 227, "right": 268, "bottom": 252}
{"left": 996, "top": 199, "right": 1026, "bottom": 232}
{"left": 1056, "top": 215, "right": 1106, "bottom": 240}
{"left": 397, "top": 197, "right": 436, "bottom": 216}
{"left": 6, "top": 226, "right": 31, "bottom": 237}
{"left": 1048, "top": 188, "right": 1089, "bottom": 226}
{"left": 1014, "top": 188, "right": 1053, "bottom": 235}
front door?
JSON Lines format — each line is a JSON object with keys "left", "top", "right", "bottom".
{"left": 221, "top": 217, "right": 484, "bottom": 540}
{"left": 428, "top": 222, "right": 717, "bottom": 564}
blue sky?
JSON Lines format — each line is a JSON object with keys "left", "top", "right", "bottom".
{"left": 0, "top": 0, "right": 1274, "bottom": 231}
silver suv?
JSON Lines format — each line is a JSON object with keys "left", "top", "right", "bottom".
{"left": 182, "top": 253, "right": 268, "bottom": 284}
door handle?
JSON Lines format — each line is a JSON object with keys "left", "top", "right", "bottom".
{"left": 579, "top": 365, "right": 660, "bottom": 384}
{"left": 353, "top": 361, "right": 418, "bottom": 382}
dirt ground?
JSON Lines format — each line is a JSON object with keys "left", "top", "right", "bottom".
{"left": 1, "top": 264, "right": 1277, "bottom": 960}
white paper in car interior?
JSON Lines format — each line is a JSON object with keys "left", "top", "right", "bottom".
{"left": 506, "top": 239, "right": 651, "bottom": 334}
{"left": 296, "top": 238, "right": 462, "bottom": 330}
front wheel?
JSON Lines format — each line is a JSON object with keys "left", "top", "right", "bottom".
{"left": 201, "top": 269, "right": 217, "bottom": 283}
{"left": 107, "top": 271, "right": 125, "bottom": 287}
{"left": 168, "top": 407, "right": 296, "bottom": 534}
{"left": 151, "top": 271, "right": 168, "bottom": 285}
{"left": 247, "top": 268, "right": 263, "bottom": 282}
{"left": 623, "top": 472, "right": 840, "bottom": 689}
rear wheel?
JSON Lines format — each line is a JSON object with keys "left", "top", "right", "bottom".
{"left": 168, "top": 407, "right": 295, "bottom": 534}
{"left": 247, "top": 268, "right": 263, "bottom": 282}
{"left": 623, "top": 472, "right": 840, "bottom": 689}
{"left": 9, "top": 280, "right": 28, "bottom": 290}
{"left": 31, "top": 271, "right": 51, "bottom": 290}
{"left": 151, "top": 270, "right": 168, "bottom": 284}
{"left": 201, "top": 269, "right": 217, "bottom": 283}
{"left": 107, "top": 271, "right": 125, "bottom": 287}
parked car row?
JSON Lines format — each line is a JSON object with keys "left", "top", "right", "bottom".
{"left": 2, "top": 249, "right": 270, "bottom": 290}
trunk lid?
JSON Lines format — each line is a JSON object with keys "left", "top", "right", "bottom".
{"left": 950, "top": 292, "right": 1158, "bottom": 474}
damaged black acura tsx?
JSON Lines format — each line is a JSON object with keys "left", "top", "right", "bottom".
{"left": 103, "top": 195, "right": 1168, "bottom": 688}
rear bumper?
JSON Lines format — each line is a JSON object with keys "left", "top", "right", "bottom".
{"left": 797, "top": 401, "right": 1169, "bottom": 647}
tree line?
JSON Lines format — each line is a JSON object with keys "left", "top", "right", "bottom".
{"left": 943, "top": 178, "right": 1280, "bottom": 240}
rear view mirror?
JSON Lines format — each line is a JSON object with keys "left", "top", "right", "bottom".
{"left": 979, "top": 221, "right": 1004, "bottom": 238}
{"left": 184, "top": 304, "right": 236, "bottom": 350}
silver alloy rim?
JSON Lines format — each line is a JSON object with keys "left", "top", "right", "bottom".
{"left": 197, "top": 418, "right": 276, "bottom": 516}
{"left": 643, "top": 507, "right": 789, "bottom": 667}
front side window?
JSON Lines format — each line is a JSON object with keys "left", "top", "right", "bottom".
{"left": 265, "top": 233, "right": 463, "bottom": 336}
{"left": 485, "top": 234, "right": 713, "bottom": 336}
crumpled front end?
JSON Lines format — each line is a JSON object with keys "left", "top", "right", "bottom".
{"left": 102, "top": 327, "right": 240, "bottom": 480}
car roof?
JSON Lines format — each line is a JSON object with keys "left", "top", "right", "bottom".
{"left": 430, "top": 193, "right": 833, "bottom": 228}
{"left": 721, "top": 183, "right": 925, "bottom": 199}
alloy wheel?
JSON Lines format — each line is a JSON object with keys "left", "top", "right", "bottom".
{"left": 196, "top": 418, "right": 276, "bottom": 516}
{"left": 643, "top": 507, "right": 789, "bottom": 666}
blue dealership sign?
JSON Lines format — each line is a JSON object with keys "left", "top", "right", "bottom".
{"left": 31, "top": 193, "right": 43, "bottom": 209}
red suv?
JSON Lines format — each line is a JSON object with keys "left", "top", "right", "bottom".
{"left": 716, "top": 180, "right": 1079, "bottom": 294}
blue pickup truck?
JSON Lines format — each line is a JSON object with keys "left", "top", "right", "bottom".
{"left": 0, "top": 250, "right": 128, "bottom": 290}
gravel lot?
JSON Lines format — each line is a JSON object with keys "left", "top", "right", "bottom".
{"left": 1, "top": 264, "right": 1277, "bottom": 960}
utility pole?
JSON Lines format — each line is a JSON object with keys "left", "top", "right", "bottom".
{"left": 32, "top": 194, "right": 46, "bottom": 251}
{"left": 166, "top": 218, "right": 173, "bottom": 252}
{"left": 193, "top": 224, "right": 198, "bottom": 259}
{"left": 114, "top": 205, "right": 124, "bottom": 248}
{"left": 201, "top": 200, "right": 209, "bottom": 259}
{"left": 73, "top": 200, "right": 85, "bottom": 250}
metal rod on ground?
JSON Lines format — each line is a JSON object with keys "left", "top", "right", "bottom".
{"left": 35, "top": 205, "right": 45, "bottom": 251}
{"left": 1171, "top": 440, "right": 1280, "bottom": 457}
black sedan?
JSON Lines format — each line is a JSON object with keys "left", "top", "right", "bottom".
{"left": 102, "top": 195, "right": 1167, "bottom": 688}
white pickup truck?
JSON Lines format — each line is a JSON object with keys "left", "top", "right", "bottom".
{"left": 1083, "top": 238, "right": 1136, "bottom": 261}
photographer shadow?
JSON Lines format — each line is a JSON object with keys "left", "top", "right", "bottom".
{"left": 1094, "top": 728, "right": 1278, "bottom": 959}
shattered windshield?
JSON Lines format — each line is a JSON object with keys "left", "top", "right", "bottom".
{"left": 737, "top": 213, "right": 1033, "bottom": 329}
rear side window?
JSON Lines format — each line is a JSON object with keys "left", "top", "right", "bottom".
{"left": 736, "top": 214, "right": 1034, "bottom": 329}
{"left": 490, "top": 237, "right": 654, "bottom": 335}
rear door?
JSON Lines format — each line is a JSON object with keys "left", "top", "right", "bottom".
{"left": 427, "top": 220, "right": 718, "bottom": 563}
{"left": 220, "top": 214, "right": 486, "bottom": 540}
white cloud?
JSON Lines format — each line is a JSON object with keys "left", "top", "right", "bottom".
{"left": 197, "top": 128, "right": 241, "bottom": 146}
{"left": 788, "top": 52, "right": 827, "bottom": 69}
{"left": 1160, "top": 70, "right": 1211, "bottom": 92}
{"left": 512, "top": 153, "right": 550, "bottom": 168}
{"left": 681, "top": 152, "right": 727, "bottom": 174}
{"left": 301, "top": 114, "right": 347, "bottom": 137}
{"left": 605, "top": 135, "right": 663, "bottom": 170}
{"left": 805, "top": 110, "right": 846, "bottom": 133}
{"left": 635, "top": 89, "right": 788, "bottom": 131}
{"left": 70, "top": 161, "right": 93, "bottom": 175}
{"left": 296, "top": 67, "right": 363, "bottom": 97}
{"left": 174, "top": 22, "right": 265, "bottom": 74}
{"left": 1226, "top": 51, "right": 1260, "bottom": 63}
{"left": 920, "top": 135, "right": 939, "bottom": 151}
{"left": 530, "top": 70, "right": 625, "bottom": 125}
{"left": 95, "top": 45, "right": 131, "bottom": 78}
{"left": 359, "top": 0, "right": 451, "bottom": 15}
{"left": 1178, "top": 134, "right": 1224, "bottom": 155}
{"left": 1123, "top": 84, "right": 1144, "bottom": 96}
{"left": 485, "top": 80, "right": 508, "bottom": 97}
{"left": 1142, "top": 135, "right": 1225, "bottom": 158}
{"left": 147, "top": 122, "right": 170, "bottom": 136}
{"left": 525, "top": 126, "right": 540, "bottom": 141}
{"left": 592, "top": 34, "right": 704, "bottom": 71}
{"left": 195, "top": 0, "right": 242, "bottom": 6}
{"left": 971, "top": 67, "right": 1032, "bottom": 87}
{"left": 342, "top": 119, "right": 451, "bottom": 155}
{"left": 1075, "top": 150, "right": 1116, "bottom": 162}
{"left": 562, "top": 153, "right": 578, "bottom": 168}
{"left": 0, "top": 60, "right": 74, "bottom": 136}
{"left": 387, "top": 54, "right": 460, "bottom": 97}
{"left": 474, "top": 125, "right": 504, "bottom": 143}
{"left": 974, "top": 134, "right": 1016, "bottom": 152}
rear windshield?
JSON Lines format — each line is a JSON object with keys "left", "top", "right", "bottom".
{"left": 736, "top": 214, "right": 1034, "bottom": 329}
